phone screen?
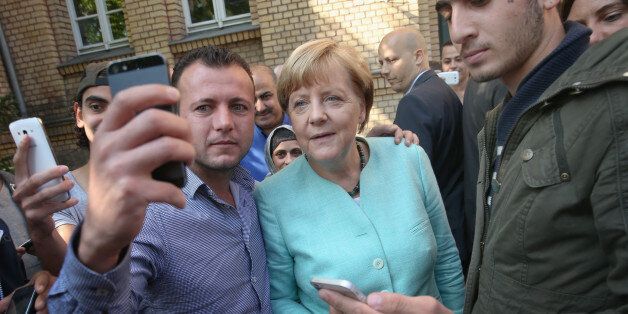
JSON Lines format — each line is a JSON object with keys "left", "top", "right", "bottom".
{"left": 10, "top": 285, "right": 37, "bottom": 314}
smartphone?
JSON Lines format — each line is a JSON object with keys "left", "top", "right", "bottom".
{"left": 9, "top": 118, "right": 70, "bottom": 203}
{"left": 8, "top": 284, "right": 37, "bottom": 314}
{"left": 310, "top": 277, "right": 367, "bottom": 302}
{"left": 107, "top": 53, "right": 186, "bottom": 187}
{"left": 437, "top": 70, "right": 460, "bottom": 85}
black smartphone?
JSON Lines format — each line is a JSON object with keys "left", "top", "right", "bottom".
{"left": 8, "top": 284, "right": 37, "bottom": 314}
{"left": 19, "top": 239, "right": 35, "bottom": 255}
{"left": 107, "top": 53, "right": 187, "bottom": 188}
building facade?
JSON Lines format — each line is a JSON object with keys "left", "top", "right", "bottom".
{"left": 0, "top": 0, "right": 443, "bottom": 169}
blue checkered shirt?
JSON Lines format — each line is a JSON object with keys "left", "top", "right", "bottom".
{"left": 48, "top": 167, "right": 271, "bottom": 313}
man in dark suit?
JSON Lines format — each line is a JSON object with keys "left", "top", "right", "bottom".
{"left": 378, "top": 27, "right": 467, "bottom": 273}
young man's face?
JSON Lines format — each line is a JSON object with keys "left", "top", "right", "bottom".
{"left": 177, "top": 63, "right": 255, "bottom": 171}
{"left": 441, "top": 44, "right": 468, "bottom": 84}
{"left": 437, "top": 0, "right": 544, "bottom": 84}
{"left": 75, "top": 85, "right": 113, "bottom": 144}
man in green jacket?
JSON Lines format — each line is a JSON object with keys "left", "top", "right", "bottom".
{"left": 319, "top": 0, "right": 628, "bottom": 313}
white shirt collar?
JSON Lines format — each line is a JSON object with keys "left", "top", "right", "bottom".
{"left": 405, "top": 69, "right": 429, "bottom": 95}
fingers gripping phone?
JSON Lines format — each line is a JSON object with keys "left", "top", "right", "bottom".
{"left": 107, "top": 53, "right": 187, "bottom": 187}
{"left": 9, "top": 118, "right": 70, "bottom": 203}
{"left": 311, "top": 277, "right": 367, "bottom": 302}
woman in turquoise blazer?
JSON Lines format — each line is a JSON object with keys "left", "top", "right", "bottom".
{"left": 254, "top": 39, "right": 464, "bottom": 313}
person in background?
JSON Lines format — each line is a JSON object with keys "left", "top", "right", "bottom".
{"left": 241, "top": 65, "right": 291, "bottom": 181}
{"left": 264, "top": 125, "right": 301, "bottom": 175}
{"left": 378, "top": 27, "right": 466, "bottom": 272}
{"left": 256, "top": 38, "right": 464, "bottom": 313}
{"left": 11, "top": 62, "right": 109, "bottom": 275}
{"left": 440, "top": 41, "right": 469, "bottom": 102}
{"left": 562, "top": 0, "right": 627, "bottom": 45}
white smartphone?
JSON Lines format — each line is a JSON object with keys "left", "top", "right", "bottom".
{"left": 311, "top": 277, "right": 367, "bottom": 302}
{"left": 9, "top": 117, "right": 70, "bottom": 202}
{"left": 437, "top": 70, "right": 460, "bottom": 85}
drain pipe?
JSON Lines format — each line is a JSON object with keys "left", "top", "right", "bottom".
{"left": 0, "top": 20, "right": 27, "bottom": 117}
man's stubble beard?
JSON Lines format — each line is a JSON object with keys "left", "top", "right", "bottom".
{"left": 471, "top": 1, "right": 544, "bottom": 83}
{"left": 193, "top": 149, "right": 247, "bottom": 173}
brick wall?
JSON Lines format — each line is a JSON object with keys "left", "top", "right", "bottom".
{"left": 0, "top": 0, "right": 79, "bottom": 167}
{"left": 254, "top": 0, "right": 440, "bottom": 131}
{"left": 0, "top": 0, "right": 442, "bottom": 168}
{"left": 0, "top": 57, "right": 10, "bottom": 95}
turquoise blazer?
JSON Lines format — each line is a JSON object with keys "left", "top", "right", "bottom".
{"left": 255, "top": 138, "right": 464, "bottom": 313}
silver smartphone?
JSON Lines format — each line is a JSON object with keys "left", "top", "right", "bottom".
{"left": 437, "top": 70, "right": 460, "bottom": 85}
{"left": 311, "top": 277, "right": 367, "bottom": 302}
{"left": 9, "top": 117, "right": 70, "bottom": 202}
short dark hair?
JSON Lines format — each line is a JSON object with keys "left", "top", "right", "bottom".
{"left": 171, "top": 45, "right": 253, "bottom": 88}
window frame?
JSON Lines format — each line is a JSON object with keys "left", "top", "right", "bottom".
{"left": 66, "top": 0, "right": 129, "bottom": 54}
{"left": 181, "top": 0, "right": 252, "bottom": 34}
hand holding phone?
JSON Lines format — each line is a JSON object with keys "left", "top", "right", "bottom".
{"left": 311, "top": 277, "right": 367, "bottom": 302}
{"left": 9, "top": 118, "right": 70, "bottom": 203}
{"left": 107, "top": 53, "right": 186, "bottom": 187}
{"left": 437, "top": 71, "right": 460, "bottom": 85}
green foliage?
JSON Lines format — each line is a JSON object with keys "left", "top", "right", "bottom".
{"left": 190, "top": 0, "right": 215, "bottom": 23}
{"left": 0, "top": 93, "right": 19, "bottom": 132}
{"left": 225, "top": 0, "right": 250, "bottom": 17}
{"left": 0, "top": 155, "right": 13, "bottom": 173}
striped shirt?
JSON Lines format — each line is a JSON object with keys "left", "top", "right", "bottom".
{"left": 48, "top": 167, "right": 271, "bottom": 313}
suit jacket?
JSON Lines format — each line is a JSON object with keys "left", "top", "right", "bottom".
{"left": 393, "top": 70, "right": 467, "bottom": 268}
{"left": 255, "top": 138, "right": 464, "bottom": 314}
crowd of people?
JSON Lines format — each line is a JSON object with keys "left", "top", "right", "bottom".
{"left": 0, "top": 0, "right": 626, "bottom": 313}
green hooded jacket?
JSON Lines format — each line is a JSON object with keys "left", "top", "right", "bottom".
{"left": 465, "top": 28, "right": 628, "bottom": 313}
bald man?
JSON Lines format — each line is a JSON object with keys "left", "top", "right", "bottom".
{"left": 378, "top": 27, "right": 467, "bottom": 273}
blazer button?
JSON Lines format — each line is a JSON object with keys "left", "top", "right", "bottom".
{"left": 522, "top": 149, "right": 534, "bottom": 161}
{"left": 372, "top": 258, "right": 385, "bottom": 269}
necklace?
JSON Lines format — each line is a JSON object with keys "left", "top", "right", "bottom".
{"left": 348, "top": 142, "right": 366, "bottom": 198}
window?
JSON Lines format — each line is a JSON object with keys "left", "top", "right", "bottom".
{"left": 67, "top": 0, "right": 128, "bottom": 53}
{"left": 182, "top": 0, "right": 251, "bottom": 33}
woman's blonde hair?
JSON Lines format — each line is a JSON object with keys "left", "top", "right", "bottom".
{"left": 277, "top": 39, "right": 373, "bottom": 132}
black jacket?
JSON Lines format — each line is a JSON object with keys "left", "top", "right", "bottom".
{"left": 1, "top": 172, "right": 28, "bottom": 297}
{"left": 393, "top": 69, "right": 466, "bottom": 268}
{"left": 461, "top": 79, "right": 507, "bottom": 263}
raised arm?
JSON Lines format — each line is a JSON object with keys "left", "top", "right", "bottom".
{"left": 47, "top": 84, "right": 194, "bottom": 312}
{"left": 12, "top": 137, "right": 78, "bottom": 275}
